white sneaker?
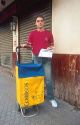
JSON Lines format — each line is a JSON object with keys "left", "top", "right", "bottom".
{"left": 49, "top": 99, "right": 58, "bottom": 108}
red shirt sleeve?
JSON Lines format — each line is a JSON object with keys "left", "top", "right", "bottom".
{"left": 49, "top": 32, "right": 54, "bottom": 46}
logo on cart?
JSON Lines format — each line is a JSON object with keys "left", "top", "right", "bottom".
{"left": 24, "top": 81, "right": 29, "bottom": 106}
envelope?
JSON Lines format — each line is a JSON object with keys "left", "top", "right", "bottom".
{"left": 38, "top": 48, "right": 53, "bottom": 58}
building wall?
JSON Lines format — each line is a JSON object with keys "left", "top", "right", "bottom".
{"left": 52, "top": 0, "right": 80, "bottom": 54}
{"left": 52, "top": 0, "right": 80, "bottom": 107}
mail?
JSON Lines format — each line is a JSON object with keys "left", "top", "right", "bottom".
{"left": 38, "top": 48, "right": 53, "bottom": 58}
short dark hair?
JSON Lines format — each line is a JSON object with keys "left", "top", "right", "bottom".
{"left": 35, "top": 15, "right": 45, "bottom": 21}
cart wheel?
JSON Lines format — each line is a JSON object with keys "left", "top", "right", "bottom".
{"left": 21, "top": 108, "right": 26, "bottom": 117}
{"left": 21, "top": 107, "right": 38, "bottom": 117}
{"left": 16, "top": 103, "right": 21, "bottom": 112}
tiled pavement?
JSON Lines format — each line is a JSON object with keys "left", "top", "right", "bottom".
{"left": 0, "top": 68, "right": 80, "bottom": 125}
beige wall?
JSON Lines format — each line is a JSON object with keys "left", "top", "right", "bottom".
{"left": 52, "top": 0, "right": 80, "bottom": 54}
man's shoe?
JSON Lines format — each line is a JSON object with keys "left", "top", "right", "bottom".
{"left": 49, "top": 99, "right": 58, "bottom": 108}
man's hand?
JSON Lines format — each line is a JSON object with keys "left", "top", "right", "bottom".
{"left": 20, "top": 43, "right": 26, "bottom": 48}
{"left": 47, "top": 46, "right": 54, "bottom": 50}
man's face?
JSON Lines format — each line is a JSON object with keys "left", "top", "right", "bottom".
{"left": 35, "top": 17, "right": 44, "bottom": 29}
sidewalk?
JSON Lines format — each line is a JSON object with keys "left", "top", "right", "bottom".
{"left": 0, "top": 68, "right": 80, "bottom": 125}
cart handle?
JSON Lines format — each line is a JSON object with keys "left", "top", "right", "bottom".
{"left": 16, "top": 46, "right": 27, "bottom": 52}
{"left": 16, "top": 46, "right": 31, "bottom": 63}
{"left": 16, "top": 46, "right": 31, "bottom": 53}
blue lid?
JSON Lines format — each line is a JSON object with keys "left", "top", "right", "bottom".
{"left": 17, "top": 63, "right": 45, "bottom": 78}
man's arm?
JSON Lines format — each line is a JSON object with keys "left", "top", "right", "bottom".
{"left": 47, "top": 32, "right": 54, "bottom": 50}
{"left": 21, "top": 42, "right": 31, "bottom": 48}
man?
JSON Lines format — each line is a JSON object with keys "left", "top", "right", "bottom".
{"left": 21, "top": 16, "right": 58, "bottom": 108}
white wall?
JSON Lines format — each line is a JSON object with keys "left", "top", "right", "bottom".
{"left": 52, "top": 0, "right": 80, "bottom": 54}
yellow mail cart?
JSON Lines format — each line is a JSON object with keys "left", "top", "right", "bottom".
{"left": 16, "top": 47, "right": 45, "bottom": 117}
